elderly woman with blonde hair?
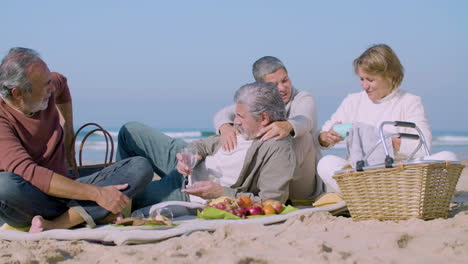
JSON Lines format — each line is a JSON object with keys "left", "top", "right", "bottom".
{"left": 317, "top": 44, "right": 432, "bottom": 193}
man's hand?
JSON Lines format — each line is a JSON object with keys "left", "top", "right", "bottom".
{"left": 219, "top": 123, "right": 239, "bottom": 152}
{"left": 257, "top": 121, "right": 293, "bottom": 141}
{"left": 176, "top": 152, "right": 201, "bottom": 176}
{"left": 319, "top": 122, "right": 344, "bottom": 147}
{"left": 181, "top": 181, "right": 223, "bottom": 199}
{"left": 94, "top": 184, "right": 130, "bottom": 214}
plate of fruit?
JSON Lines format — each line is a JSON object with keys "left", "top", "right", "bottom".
{"left": 197, "top": 196, "right": 298, "bottom": 220}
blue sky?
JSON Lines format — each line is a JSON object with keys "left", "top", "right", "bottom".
{"left": 2, "top": 1, "right": 468, "bottom": 131}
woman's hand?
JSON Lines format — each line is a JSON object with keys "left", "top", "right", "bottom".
{"left": 219, "top": 123, "right": 239, "bottom": 152}
{"left": 319, "top": 124, "right": 344, "bottom": 147}
{"left": 392, "top": 137, "right": 401, "bottom": 152}
{"left": 256, "top": 121, "right": 293, "bottom": 141}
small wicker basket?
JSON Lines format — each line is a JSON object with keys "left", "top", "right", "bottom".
{"left": 333, "top": 161, "right": 464, "bottom": 221}
{"left": 333, "top": 121, "right": 465, "bottom": 221}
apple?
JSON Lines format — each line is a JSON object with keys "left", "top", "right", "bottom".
{"left": 262, "top": 204, "right": 276, "bottom": 215}
{"left": 235, "top": 197, "right": 246, "bottom": 207}
{"left": 237, "top": 196, "right": 252, "bottom": 207}
{"left": 262, "top": 199, "right": 284, "bottom": 213}
{"left": 246, "top": 206, "right": 263, "bottom": 216}
{"left": 272, "top": 203, "right": 284, "bottom": 213}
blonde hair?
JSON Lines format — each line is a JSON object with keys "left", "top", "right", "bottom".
{"left": 353, "top": 44, "right": 404, "bottom": 90}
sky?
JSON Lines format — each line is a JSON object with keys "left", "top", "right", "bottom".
{"left": 2, "top": 0, "right": 468, "bottom": 131}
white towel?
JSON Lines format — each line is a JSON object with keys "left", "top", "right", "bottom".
{"left": 0, "top": 201, "right": 347, "bottom": 245}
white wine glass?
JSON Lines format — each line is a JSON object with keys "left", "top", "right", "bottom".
{"left": 131, "top": 210, "right": 145, "bottom": 218}
{"left": 150, "top": 207, "right": 174, "bottom": 221}
{"left": 180, "top": 146, "right": 198, "bottom": 189}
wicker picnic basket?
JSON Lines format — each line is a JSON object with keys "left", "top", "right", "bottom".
{"left": 333, "top": 121, "right": 465, "bottom": 221}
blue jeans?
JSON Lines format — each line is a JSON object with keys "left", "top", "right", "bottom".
{"left": 117, "top": 122, "right": 189, "bottom": 210}
{"left": 0, "top": 157, "right": 153, "bottom": 228}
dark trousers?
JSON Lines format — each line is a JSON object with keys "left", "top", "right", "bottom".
{"left": 0, "top": 157, "right": 152, "bottom": 228}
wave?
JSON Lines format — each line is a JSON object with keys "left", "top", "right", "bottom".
{"left": 75, "top": 130, "right": 118, "bottom": 139}
{"left": 433, "top": 136, "right": 468, "bottom": 146}
{"left": 75, "top": 129, "right": 468, "bottom": 152}
{"left": 75, "top": 141, "right": 117, "bottom": 151}
{"left": 75, "top": 130, "right": 216, "bottom": 151}
{"left": 164, "top": 131, "right": 215, "bottom": 139}
{"left": 77, "top": 130, "right": 214, "bottom": 139}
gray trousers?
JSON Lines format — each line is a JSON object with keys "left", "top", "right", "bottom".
{"left": 117, "top": 122, "right": 190, "bottom": 210}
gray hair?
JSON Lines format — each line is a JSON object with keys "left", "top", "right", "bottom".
{"left": 252, "top": 56, "right": 287, "bottom": 81}
{"left": 234, "top": 81, "right": 286, "bottom": 122}
{"left": 0, "top": 47, "right": 42, "bottom": 99}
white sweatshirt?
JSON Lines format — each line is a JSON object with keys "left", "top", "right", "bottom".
{"left": 321, "top": 89, "right": 432, "bottom": 160}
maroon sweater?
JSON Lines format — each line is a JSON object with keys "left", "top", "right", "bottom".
{"left": 0, "top": 72, "right": 72, "bottom": 192}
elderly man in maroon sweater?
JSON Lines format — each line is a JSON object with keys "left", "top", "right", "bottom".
{"left": 0, "top": 47, "right": 152, "bottom": 232}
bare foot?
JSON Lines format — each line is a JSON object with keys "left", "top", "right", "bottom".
{"left": 29, "top": 216, "right": 46, "bottom": 233}
{"left": 115, "top": 214, "right": 124, "bottom": 222}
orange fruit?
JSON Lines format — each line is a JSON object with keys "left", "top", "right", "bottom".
{"left": 262, "top": 204, "right": 276, "bottom": 215}
{"left": 239, "top": 196, "right": 252, "bottom": 207}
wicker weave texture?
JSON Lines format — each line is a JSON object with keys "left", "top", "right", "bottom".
{"left": 333, "top": 162, "right": 464, "bottom": 221}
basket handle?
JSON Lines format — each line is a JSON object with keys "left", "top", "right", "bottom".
{"left": 71, "top": 123, "right": 114, "bottom": 177}
{"left": 356, "top": 121, "right": 430, "bottom": 171}
{"left": 393, "top": 121, "right": 416, "bottom": 128}
{"left": 379, "top": 121, "right": 430, "bottom": 165}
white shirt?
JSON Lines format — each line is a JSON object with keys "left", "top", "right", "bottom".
{"left": 189, "top": 135, "right": 253, "bottom": 203}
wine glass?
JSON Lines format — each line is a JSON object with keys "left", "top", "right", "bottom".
{"left": 180, "top": 146, "right": 198, "bottom": 189}
{"left": 131, "top": 210, "right": 145, "bottom": 218}
{"left": 150, "top": 206, "right": 174, "bottom": 221}
{"left": 208, "top": 168, "right": 222, "bottom": 184}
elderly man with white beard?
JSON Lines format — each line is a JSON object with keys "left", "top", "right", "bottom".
{"left": 0, "top": 47, "right": 153, "bottom": 232}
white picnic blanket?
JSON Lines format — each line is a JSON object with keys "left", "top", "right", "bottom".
{"left": 0, "top": 201, "right": 346, "bottom": 246}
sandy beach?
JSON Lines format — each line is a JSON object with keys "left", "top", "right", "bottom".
{"left": 1, "top": 161, "right": 467, "bottom": 264}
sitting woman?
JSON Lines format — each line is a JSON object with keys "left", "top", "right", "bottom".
{"left": 317, "top": 44, "right": 432, "bottom": 193}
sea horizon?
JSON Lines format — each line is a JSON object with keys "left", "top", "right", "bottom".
{"left": 74, "top": 126, "right": 468, "bottom": 165}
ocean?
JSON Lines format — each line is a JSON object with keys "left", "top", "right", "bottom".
{"left": 74, "top": 127, "right": 468, "bottom": 165}
{"left": 74, "top": 127, "right": 216, "bottom": 165}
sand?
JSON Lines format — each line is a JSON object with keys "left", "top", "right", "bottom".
{"left": 1, "top": 161, "right": 468, "bottom": 264}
